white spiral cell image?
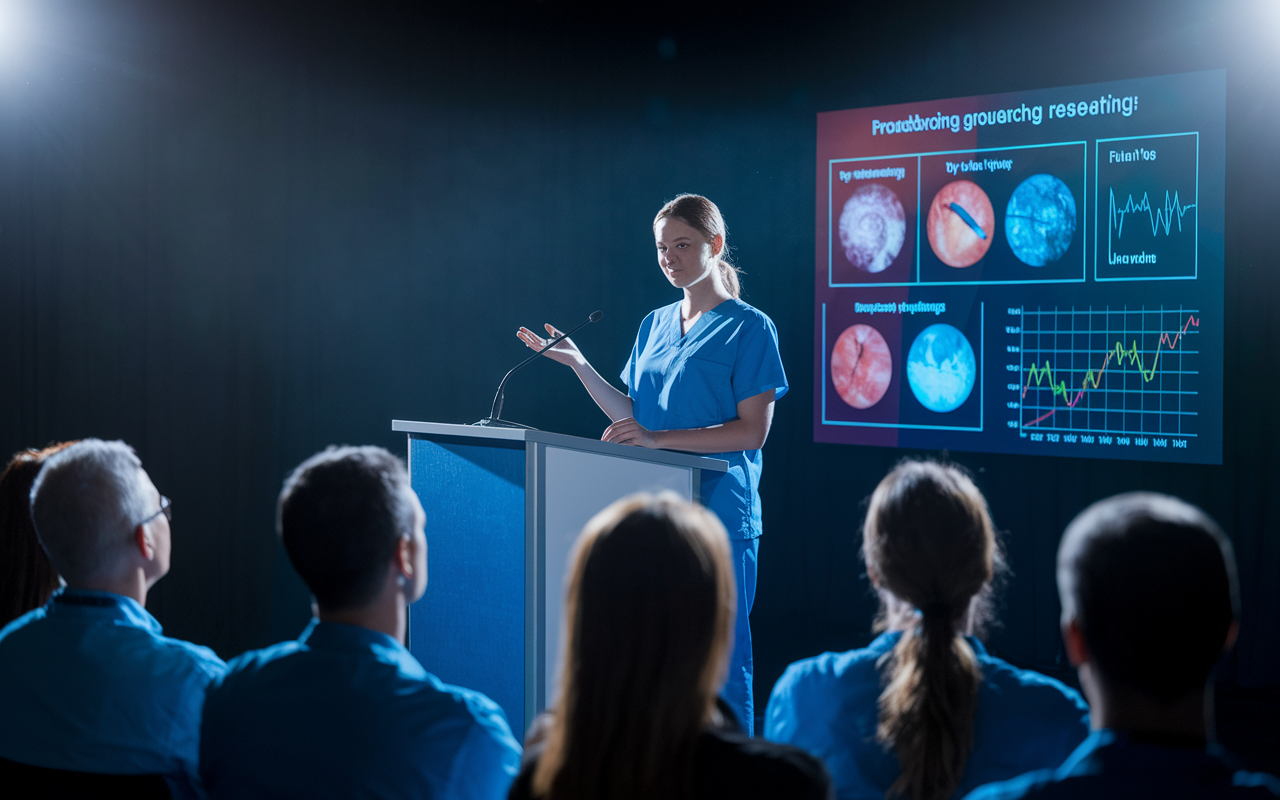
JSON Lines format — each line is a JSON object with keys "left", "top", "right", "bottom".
{"left": 838, "top": 183, "right": 906, "bottom": 274}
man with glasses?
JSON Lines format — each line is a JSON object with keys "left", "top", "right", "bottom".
{"left": 0, "top": 439, "right": 225, "bottom": 798}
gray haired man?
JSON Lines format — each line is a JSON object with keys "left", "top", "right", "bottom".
{"left": 0, "top": 439, "right": 225, "bottom": 798}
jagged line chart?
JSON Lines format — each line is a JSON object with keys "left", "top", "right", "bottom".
{"left": 1109, "top": 188, "right": 1197, "bottom": 238}
{"left": 1018, "top": 307, "right": 1200, "bottom": 436}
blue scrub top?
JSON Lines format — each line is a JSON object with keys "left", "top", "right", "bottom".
{"left": 621, "top": 298, "right": 788, "bottom": 540}
{"left": 0, "top": 589, "right": 226, "bottom": 799}
{"left": 200, "top": 619, "right": 522, "bottom": 800}
{"left": 765, "top": 631, "right": 1091, "bottom": 800}
{"left": 962, "top": 729, "right": 1280, "bottom": 799}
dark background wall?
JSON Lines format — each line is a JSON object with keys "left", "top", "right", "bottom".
{"left": 2, "top": 0, "right": 1277, "bottom": 764}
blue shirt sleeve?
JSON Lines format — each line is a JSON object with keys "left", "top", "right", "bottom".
{"left": 960, "top": 769, "right": 1060, "bottom": 800}
{"left": 171, "top": 648, "right": 226, "bottom": 800}
{"left": 621, "top": 337, "right": 639, "bottom": 398}
{"left": 443, "top": 696, "right": 523, "bottom": 800}
{"left": 620, "top": 311, "right": 656, "bottom": 399}
{"left": 731, "top": 310, "right": 788, "bottom": 404}
{"left": 763, "top": 663, "right": 803, "bottom": 744}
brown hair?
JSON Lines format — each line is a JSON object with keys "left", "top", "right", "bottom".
{"left": 278, "top": 446, "right": 417, "bottom": 612}
{"left": 862, "top": 460, "right": 1003, "bottom": 800}
{"left": 531, "top": 492, "right": 735, "bottom": 800}
{"left": 654, "top": 194, "right": 743, "bottom": 298}
{"left": 0, "top": 442, "right": 76, "bottom": 625}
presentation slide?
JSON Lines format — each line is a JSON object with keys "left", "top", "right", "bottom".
{"left": 813, "top": 70, "right": 1224, "bottom": 464}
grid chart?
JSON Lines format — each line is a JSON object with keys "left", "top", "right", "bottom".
{"left": 1018, "top": 306, "right": 1199, "bottom": 437}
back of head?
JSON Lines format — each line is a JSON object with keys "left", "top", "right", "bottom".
{"left": 862, "top": 459, "right": 1000, "bottom": 800}
{"left": 278, "top": 446, "right": 414, "bottom": 612}
{"left": 654, "top": 193, "right": 743, "bottom": 298}
{"left": 0, "top": 443, "right": 75, "bottom": 624}
{"left": 533, "top": 492, "right": 735, "bottom": 800}
{"left": 1058, "top": 492, "right": 1238, "bottom": 703}
{"left": 29, "top": 439, "right": 150, "bottom": 586}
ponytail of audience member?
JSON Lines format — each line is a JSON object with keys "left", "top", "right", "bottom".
{"left": 764, "top": 460, "right": 1086, "bottom": 800}
{"left": 864, "top": 461, "right": 1000, "bottom": 800}
{"left": 0, "top": 443, "right": 75, "bottom": 626}
{"left": 520, "top": 492, "right": 831, "bottom": 800}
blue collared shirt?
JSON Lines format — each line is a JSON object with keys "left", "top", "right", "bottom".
{"left": 765, "top": 631, "right": 1090, "bottom": 800}
{"left": 200, "top": 619, "right": 522, "bottom": 800}
{"left": 963, "top": 728, "right": 1280, "bottom": 799}
{"left": 0, "top": 589, "right": 226, "bottom": 798}
{"left": 621, "top": 298, "right": 788, "bottom": 540}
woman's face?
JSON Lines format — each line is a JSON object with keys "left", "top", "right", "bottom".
{"left": 654, "top": 216, "right": 718, "bottom": 290}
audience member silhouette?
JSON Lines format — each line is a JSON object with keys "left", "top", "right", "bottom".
{"left": 964, "top": 492, "right": 1280, "bottom": 798}
{"left": 765, "top": 460, "right": 1089, "bottom": 800}
{"left": 0, "top": 439, "right": 225, "bottom": 799}
{"left": 199, "top": 445, "right": 522, "bottom": 799}
{"left": 508, "top": 492, "right": 832, "bottom": 800}
{"left": 0, "top": 442, "right": 74, "bottom": 627}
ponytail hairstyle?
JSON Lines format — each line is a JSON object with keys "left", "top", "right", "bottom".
{"left": 862, "top": 460, "right": 1005, "bottom": 800}
{"left": 531, "top": 492, "right": 735, "bottom": 800}
{"left": 654, "top": 194, "right": 743, "bottom": 298}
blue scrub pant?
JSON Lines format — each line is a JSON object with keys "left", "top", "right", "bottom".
{"left": 723, "top": 537, "right": 759, "bottom": 736}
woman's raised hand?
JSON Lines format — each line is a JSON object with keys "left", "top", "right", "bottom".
{"left": 517, "top": 323, "right": 585, "bottom": 368}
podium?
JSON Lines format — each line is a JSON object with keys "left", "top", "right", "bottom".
{"left": 392, "top": 420, "right": 729, "bottom": 734}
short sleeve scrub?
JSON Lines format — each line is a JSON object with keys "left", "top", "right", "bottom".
{"left": 621, "top": 298, "right": 788, "bottom": 735}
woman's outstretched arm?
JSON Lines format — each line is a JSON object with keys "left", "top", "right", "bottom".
{"left": 516, "top": 324, "right": 633, "bottom": 422}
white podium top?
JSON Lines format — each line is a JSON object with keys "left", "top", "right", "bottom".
{"left": 392, "top": 420, "right": 728, "bottom": 473}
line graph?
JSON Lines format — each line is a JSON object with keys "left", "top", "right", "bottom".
{"left": 1096, "top": 132, "right": 1199, "bottom": 281}
{"left": 1018, "top": 307, "right": 1200, "bottom": 437}
{"left": 1109, "top": 188, "right": 1197, "bottom": 238}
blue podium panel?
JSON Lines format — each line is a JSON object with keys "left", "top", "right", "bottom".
{"left": 407, "top": 437, "right": 526, "bottom": 734}
{"left": 397, "top": 420, "right": 728, "bottom": 737}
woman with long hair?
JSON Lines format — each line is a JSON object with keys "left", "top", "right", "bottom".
{"left": 0, "top": 443, "right": 75, "bottom": 627}
{"left": 764, "top": 460, "right": 1090, "bottom": 800}
{"left": 508, "top": 492, "right": 830, "bottom": 800}
{"left": 517, "top": 194, "right": 787, "bottom": 732}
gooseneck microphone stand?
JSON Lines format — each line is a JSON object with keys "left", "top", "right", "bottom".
{"left": 473, "top": 310, "right": 603, "bottom": 429}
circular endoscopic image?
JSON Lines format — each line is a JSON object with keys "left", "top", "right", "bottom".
{"left": 838, "top": 183, "right": 906, "bottom": 274}
{"left": 906, "top": 323, "right": 976, "bottom": 413}
{"left": 831, "top": 324, "right": 892, "bottom": 409}
{"left": 926, "top": 180, "right": 994, "bottom": 268}
{"left": 1005, "top": 173, "right": 1077, "bottom": 267}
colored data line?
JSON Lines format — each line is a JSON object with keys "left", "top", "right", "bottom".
{"left": 1021, "top": 314, "right": 1199, "bottom": 427}
{"left": 1109, "top": 188, "right": 1197, "bottom": 238}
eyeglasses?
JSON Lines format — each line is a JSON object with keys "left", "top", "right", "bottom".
{"left": 136, "top": 495, "right": 172, "bottom": 527}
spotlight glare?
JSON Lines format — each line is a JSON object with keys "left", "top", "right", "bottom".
{"left": 0, "top": 0, "right": 27, "bottom": 57}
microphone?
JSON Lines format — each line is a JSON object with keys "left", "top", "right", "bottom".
{"left": 474, "top": 310, "right": 604, "bottom": 428}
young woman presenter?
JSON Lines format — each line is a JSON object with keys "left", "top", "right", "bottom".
{"left": 517, "top": 194, "right": 787, "bottom": 734}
